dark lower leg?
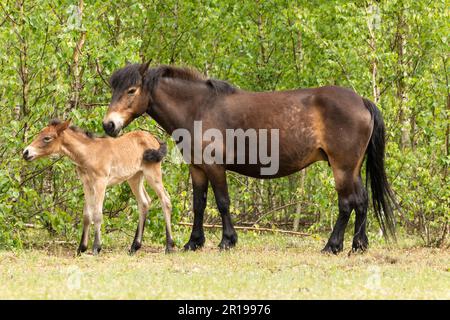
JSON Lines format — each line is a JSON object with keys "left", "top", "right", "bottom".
{"left": 210, "top": 175, "right": 237, "bottom": 250}
{"left": 165, "top": 228, "right": 175, "bottom": 253}
{"left": 352, "top": 185, "right": 369, "bottom": 252}
{"left": 323, "top": 196, "right": 353, "bottom": 254}
{"left": 92, "top": 217, "right": 102, "bottom": 255}
{"left": 218, "top": 205, "right": 238, "bottom": 250}
{"left": 130, "top": 213, "right": 147, "bottom": 254}
{"left": 77, "top": 213, "right": 90, "bottom": 255}
{"left": 184, "top": 167, "right": 208, "bottom": 251}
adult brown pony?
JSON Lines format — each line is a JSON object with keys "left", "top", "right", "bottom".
{"left": 102, "top": 62, "right": 397, "bottom": 254}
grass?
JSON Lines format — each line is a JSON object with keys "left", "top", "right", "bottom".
{"left": 0, "top": 231, "right": 448, "bottom": 299}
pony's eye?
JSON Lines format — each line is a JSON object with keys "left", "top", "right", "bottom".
{"left": 43, "top": 136, "right": 52, "bottom": 143}
{"left": 127, "top": 88, "right": 137, "bottom": 95}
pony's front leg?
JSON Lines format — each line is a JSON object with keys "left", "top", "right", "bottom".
{"left": 92, "top": 180, "right": 107, "bottom": 256}
{"left": 184, "top": 166, "right": 209, "bottom": 251}
{"left": 207, "top": 167, "right": 237, "bottom": 250}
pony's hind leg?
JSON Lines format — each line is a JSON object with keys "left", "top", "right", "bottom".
{"left": 322, "top": 167, "right": 357, "bottom": 254}
{"left": 206, "top": 166, "right": 237, "bottom": 250}
{"left": 352, "top": 176, "right": 369, "bottom": 252}
{"left": 144, "top": 164, "right": 175, "bottom": 253}
{"left": 127, "top": 173, "right": 150, "bottom": 254}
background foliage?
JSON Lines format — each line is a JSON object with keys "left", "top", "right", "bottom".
{"left": 0, "top": 0, "right": 448, "bottom": 248}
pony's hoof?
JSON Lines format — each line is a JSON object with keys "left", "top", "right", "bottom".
{"left": 321, "top": 242, "right": 343, "bottom": 255}
{"left": 183, "top": 238, "right": 205, "bottom": 251}
{"left": 218, "top": 234, "right": 237, "bottom": 251}
{"left": 352, "top": 237, "right": 369, "bottom": 253}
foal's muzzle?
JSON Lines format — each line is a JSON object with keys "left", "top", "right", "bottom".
{"left": 23, "top": 149, "right": 33, "bottom": 161}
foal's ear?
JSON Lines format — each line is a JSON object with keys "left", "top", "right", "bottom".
{"left": 55, "top": 120, "right": 71, "bottom": 134}
{"left": 139, "top": 60, "right": 151, "bottom": 78}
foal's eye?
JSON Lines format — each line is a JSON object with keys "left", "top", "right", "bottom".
{"left": 43, "top": 136, "right": 52, "bottom": 143}
{"left": 127, "top": 88, "right": 137, "bottom": 95}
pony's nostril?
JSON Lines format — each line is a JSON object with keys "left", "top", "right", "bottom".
{"left": 103, "top": 121, "right": 115, "bottom": 134}
{"left": 23, "top": 149, "right": 29, "bottom": 160}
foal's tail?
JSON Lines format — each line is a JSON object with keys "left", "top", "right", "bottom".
{"left": 363, "top": 98, "right": 398, "bottom": 240}
{"left": 143, "top": 140, "right": 167, "bottom": 163}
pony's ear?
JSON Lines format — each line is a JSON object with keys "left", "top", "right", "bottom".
{"left": 55, "top": 119, "right": 71, "bottom": 134}
{"left": 125, "top": 60, "right": 132, "bottom": 65}
{"left": 139, "top": 60, "right": 151, "bottom": 78}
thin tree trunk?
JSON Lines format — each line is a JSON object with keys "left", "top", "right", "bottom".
{"left": 67, "top": 0, "right": 85, "bottom": 114}
{"left": 367, "top": 3, "right": 380, "bottom": 103}
{"left": 17, "top": 0, "right": 28, "bottom": 142}
{"left": 293, "top": 169, "right": 306, "bottom": 231}
{"left": 444, "top": 56, "right": 449, "bottom": 180}
{"left": 396, "top": 5, "right": 410, "bottom": 149}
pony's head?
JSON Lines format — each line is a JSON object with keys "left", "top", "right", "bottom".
{"left": 103, "top": 62, "right": 151, "bottom": 137}
{"left": 23, "top": 119, "right": 70, "bottom": 161}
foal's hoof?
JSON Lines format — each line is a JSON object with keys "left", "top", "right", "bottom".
{"left": 92, "top": 247, "right": 102, "bottom": 256}
{"left": 321, "top": 242, "right": 343, "bottom": 255}
{"left": 129, "top": 242, "right": 141, "bottom": 255}
{"left": 183, "top": 238, "right": 205, "bottom": 251}
{"left": 165, "top": 240, "right": 176, "bottom": 254}
{"left": 77, "top": 245, "right": 87, "bottom": 256}
{"left": 128, "top": 248, "right": 138, "bottom": 256}
{"left": 165, "top": 246, "right": 176, "bottom": 254}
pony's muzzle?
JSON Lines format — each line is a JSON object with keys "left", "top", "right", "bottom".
{"left": 103, "top": 121, "right": 118, "bottom": 137}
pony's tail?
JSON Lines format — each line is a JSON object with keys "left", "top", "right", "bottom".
{"left": 363, "top": 98, "right": 398, "bottom": 241}
{"left": 143, "top": 140, "right": 167, "bottom": 163}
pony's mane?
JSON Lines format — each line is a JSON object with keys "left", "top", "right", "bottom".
{"left": 109, "top": 64, "right": 237, "bottom": 95}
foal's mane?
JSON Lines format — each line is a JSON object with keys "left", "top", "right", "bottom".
{"left": 110, "top": 64, "right": 237, "bottom": 95}
{"left": 49, "top": 119, "right": 100, "bottom": 139}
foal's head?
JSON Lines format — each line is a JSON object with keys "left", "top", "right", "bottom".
{"left": 23, "top": 119, "right": 70, "bottom": 161}
{"left": 103, "top": 62, "right": 151, "bottom": 137}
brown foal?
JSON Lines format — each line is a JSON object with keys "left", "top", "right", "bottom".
{"left": 23, "top": 119, "right": 174, "bottom": 255}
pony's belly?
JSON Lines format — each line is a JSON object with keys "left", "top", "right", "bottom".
{"left": 226, "top": 159, "right": 312, "bottom": 179}
{"left": 226, "top": 164, "right": 300, "bottom": 179}
{"left": 225, "top": 145, "right": 324, "bottom": 179}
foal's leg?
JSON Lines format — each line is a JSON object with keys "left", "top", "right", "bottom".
{"left": 77, "top": 180, "right": 93, "bottom": 255}
{"left": 77, "top": 202, "right": 91, "bottom": 255}
{"left": 92, "top": 180, "right": 107, "bottom": 255}
{"left": 322, "top": 168, "right": 355, "bottom": 254}
{"left": 207, "top": 167, "right": 237, "bottom": 250}
{"left": 184, "top": 166, "right": 208, "bottom": 251}
{"left": 144, "top": 165, "right": 175, "bottom": 253}
{"left": 352, "top": 176, "right": 369, "bottom": 252}
{"left": 128, "top": 173, "right": 150, "bottom": 254}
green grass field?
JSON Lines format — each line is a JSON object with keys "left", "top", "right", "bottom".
{"left": 0, "top": 231, "right": 448, "bottom": 299}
